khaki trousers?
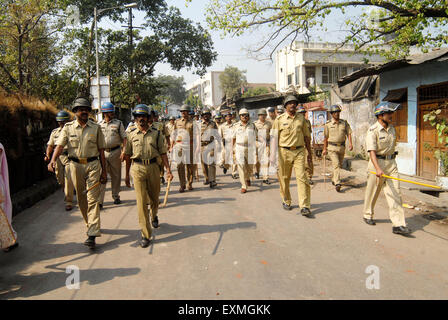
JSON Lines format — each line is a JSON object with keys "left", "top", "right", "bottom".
{"left": 363, "top": 159, "right": 406, "bottom": 227}
{"left": 131, "top": 162, "right": 161, "bottom": 239}
{"left": 177, "top": 146, "right": 194, "bottom": 188}
{"left": 201, "top": 147, "right": 216, "bottom": 182}
{"left": 328, "top": 145, "right": 345, "bottom": 185}
{"left": 236, "top": 146, "right": 253, "bottom": 189}
{"left": 221, "top": 143, "right": 238, "bottom": 175}
{"left": 99, "top": 148, "right": 122, "bottom": 204}
{"left": 278, "top": 147, "right": 310, "bottom": 209}
{"left": 70, "top": 160, "right": 101, "bottom": 237}
{"left": 56, "top": 155, "right": 74, "bottom": 206}
{"left": 256, "top": 144, "right": 270, "bottom": 180}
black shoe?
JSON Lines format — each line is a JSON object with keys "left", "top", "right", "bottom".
{"left": 161, "top": 177, "right": 165, "bottom": 184}
{"left": 232, "top": 174, "right": 238, "bottom": 179}
{"left": 204, "top": 180, "right": 210, "bottom": 185}
{"left": 3, "top": 242, "right": 19, "bottom": 253}
{"left": 84, "top": 236, "right": 96, "bottom": 249}
{"left": 393, "top": 226, "right": 412, "bottom": 236}
{"left": 223, "top": 168, "right": 227, "bottom": 174}
{"left": 114, "top": 198, "right": 122, "bottom": 205}
{"left": 363, "top": 218, "right": 376, "bottom": 225}
{"left": 210, "top": 181, "right": 217, "bottom": 188}
{"left": 255, "top": 172, "right": 260, "bottom": 179}
{"left": 301, "top": 208, "right": 312, "bottom": 217}
{"left": 99, "top": 204, "right": 103, "bottom": 210}
{"left": 282, "top": 202, "right": 292, "bottom": 211}
{"left": 331, "top": 181, "right": 335, "bottom": 186}
{"left": 335, "top": 184, "right": 342, "bottom": 192}
{"left": 263, "top": 179, "right": 271, "bottom": 185}
{"left": 152, "top": 216, "right": 159, "bottom": 228}
{"left": 140, "top": 237, "right": 151, "bottom": 248}
{"left": 309, "top": 180, "right": 314, "bottom": 185}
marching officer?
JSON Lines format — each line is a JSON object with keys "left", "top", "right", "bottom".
{"left": 363, "top": 102, "right": 411, "bottom": 236}
{"left": 48, "top": 97, "right": 107, "bottom": 249}
{"left": 124, "top": 104, "right": 173, "bottom": 248}
{"left": 172, "top": 104, "right": 195, "bottom": 192}
{"left": 219, "top": 112, "right": 238, "bottom": 179}
{"left": 322, "top": 104, "right": 353, "bottom": 192}
{"left": 45, "top": 110, "right": 75, "bottom": 211}
{"left": 166, "top": 116, "right": 176, "bottom": 137}
{"left": 200, "top": 108, "right": 218, "bottom": 188}
{"left": 267, "top": 107, "right": 277, "bottom": 125}
{"left": 273, "top": 95, "right": 313, "bottom": 217}
{"left": 233, "top": 108, "right": 257, "bottom": 193}
{"left": 254, "top": 109, "right": 272, "bottom": 184}
{"left": 98, "top": 102, "right": 127, "bottom": 208}
{"left": 276, "top": 105, "right": 285, "bottom": 115}
{"left": 297, "top": 105, "right": 314, "bottom": 185}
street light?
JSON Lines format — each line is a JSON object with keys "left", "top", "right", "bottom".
{"left": 94, "top": 3, "right": 138, "bottom": 117}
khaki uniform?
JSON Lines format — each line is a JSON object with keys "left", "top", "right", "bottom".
{"left": 47, "top": 127, "right": 74, "bottom": 206}
{"left": 273, "top": 113, "right": 311, "bottom": 209}
{"left": 363, "top": 122, "right": 406, "bottom": 227}
{"left": 200, "top": 120, "right": 218, "bottom": 183}
{"left": 219, "top": 122, "right": 238, "bottom": 176}
{"left": 304, "top": 119, "right": 314, "bottom": 180}
{"left": 153, "top": 121, "right": 169, "bottom": 180}
{"left": 254, "top": 120, "right": 272, "bottom": 180}
{"left": 165, "top": 122, "right": 175, "bottom": 137}
{"left": 173, "top": 118, "right": 195, "bottom": 189}
{"left": 126, "top": 121, "right": 136, "bottom": 133}
{"left": 125, "top": 126, "right": 167, "bottom": 239}
{"left": 56, "top": 120, "right": 106, "bottom": 237}
{"left": 324, "top": 119, "right": 352, "bottom": 185}
{"left": 99, "top": 119, "right": 126, "bottom": 204}
{"left": 233, "top": 121, "right": 257, "bottom": 189}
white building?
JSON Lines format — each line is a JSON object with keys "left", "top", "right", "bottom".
{"left": 275, "top": 41, "right": 386, "bottom": 93}
{"left": 186, "top": 71, "right": 224, "bottom": 108}
{"left": 166, "top": 103, "right": 181, "bottom": 118}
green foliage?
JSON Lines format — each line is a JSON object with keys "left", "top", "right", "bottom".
{"left": 241, "top": 86, "right": 273, "bottom": 98}
{"left": 155, "top": 75, "right": 187, "bottom": 105}
{"left": 202, "top": 0, "right": 448, "bottom": 60}
{"left": 423, "top": 107, "right": 448, "bottom": 176}
{"left": 219, "top": 66, "right": 247, "bottom": 101}
{"left": 184, "top": 92, "right": 203, "bottom": 108}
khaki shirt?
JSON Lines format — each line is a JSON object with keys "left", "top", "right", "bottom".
{"left": 304, "top": 119, "right": 312, "bottom": 136}
{"left": 126, "top": 121, "right": 136, "bottom": 133}
{"left": 272, "top": 113, "right": 310, "bottom": 148}
{"left": 56, "top": 119, "right": 106, "bottom": 158}
{"left": 233, "top": 121, "right": 258, "bottom": 146}
{"left": 48, "top": 127, "right": 68, "bottom": 151}
{"left": 153, "top": 121, "right": 170, "bottom": 138}
{"left": 219, "top": 122, "right": 235, "bottom": 143}
{"left": 201, "top": 120, "right": 218, "bottom": 143}
{"left": 166, "top": 122, "right": 175, "bottom": 137}
{"left": 125, "top": 126, "right": 167, "bottom": 160}
{"left": 254, "top": 119, "right": 272, "bottom": 142}
{"left": 99, "top": 118, "right": 126, "bottom": 149}
{"left": 174, "top": 118, "right": 194, "bottom": 144}
{"left": 324, "top": 119, "right": 352, "bottom": 143}
{"left": 365, "top": 121, "right": 397, "bottom": 156}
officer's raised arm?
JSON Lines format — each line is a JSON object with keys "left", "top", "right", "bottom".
{"left": 97, "top": 126, "right": 107, "bottom": 184}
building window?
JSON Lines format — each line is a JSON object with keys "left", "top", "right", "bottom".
{"left": 287, "top": 74, "right": 293, "bottom": 86}
{"left": 295, "top": 66, "right": 300, "bottom": 85}
{"left": 321, "top": 66, "right": 348, "bottom": 84}
{"left": 384, "top": 88, "right": 408, "bottom": 143}
{"left": 305, "top": 66, "right": 316, "bottom": 88}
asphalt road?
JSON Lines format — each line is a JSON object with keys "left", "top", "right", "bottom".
{"left": 1, "top": 161, "right": 448, "bottom": 299}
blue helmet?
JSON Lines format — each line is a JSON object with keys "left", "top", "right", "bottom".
{"left": 133, "top": 104, "right": 150, "bottom": 117}
{"left": 374, "top": 102, "right": 401, "bottom": 116}
{"left": 101, "top": 102, "right": 115, "bottom": 113}
{"left": 56, "top": 110, "right": 70, "bottom": 122}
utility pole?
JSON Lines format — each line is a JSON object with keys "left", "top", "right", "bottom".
{"left": 128, "top": 7, "right": 134, "bottom": 88}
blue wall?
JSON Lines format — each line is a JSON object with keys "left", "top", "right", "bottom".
{"left": 380, "top": 60, "right": 448, "bottom": 176}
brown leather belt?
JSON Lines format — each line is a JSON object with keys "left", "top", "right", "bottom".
{"left": 377, "top": 154, "right": 397, "bottom": 160}
{"left": 69, "top": 156, "right": 98, "bottom": 164}
{"left": 105, "top": 146, "right": 120, "bottom": 152}
{"left": 329, "top": 142, "right": 345, "bottom": 147}
{"left": 133, "top": 158, "right": 157, "bottom": 165}
{"left": 281, "top": 146, "right": 303, "bottom": 151}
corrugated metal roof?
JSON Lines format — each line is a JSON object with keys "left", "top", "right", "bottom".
{"left": 338, "top": 48, "right": 448, "bottom": 86}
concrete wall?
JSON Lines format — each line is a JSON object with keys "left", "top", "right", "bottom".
{"left": 380, "top": 60, "right": 448, "bottom": 176}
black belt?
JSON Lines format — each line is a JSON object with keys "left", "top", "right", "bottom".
{"left": 377, "top": 154, "right": 397, "bottom": 160}
{"left": 133, "top": 158, "right": 157, "bottom": 165}
{"left": 329, "top": 142, "right": 345, "bottom": 147}
{"left": 62, "top": 151, "right": 68, "bottom": 156}
{"left": 105, "top": 146, "right": 120, "bottom": 152}
{"left": 201, "top": 141, "right": 212, "bottom": 147}
{"left": 281, "top": 146, "right": 304, "bottom": 151}
{"left": 69, "top": 156, "right": 98, "bottom": 164}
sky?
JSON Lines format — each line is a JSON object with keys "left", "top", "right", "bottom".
{"left": 99, "top": 0, "right": 364, "bottom": 86}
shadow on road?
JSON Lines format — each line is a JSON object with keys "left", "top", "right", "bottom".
{"left": 311, "top": 200, "right": 364, "bottom": 215}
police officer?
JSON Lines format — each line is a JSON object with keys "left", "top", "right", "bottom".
{"left": 267, "top": 107, "right": 277, "bottom": 125}
{"left": 45, "top": 110, "right": 75, "bottom": 211}
{"left": 166, "top": 116, "right": 176, "bottom": 138}
{"left": 273, "top": 95, "right": 313, "bottom": 217}
{"left": 297, "top": 105, "right": 314, "bottom": 185}
{"left": 214, "top": 112, "right": 222, "bottom": 126}
{"left": 124, "top": 105, "right": 173, "bottom": 248}
{"left": 233, "top": 108, "right": 257, "bottom": 193}
{"left": 98, "top": 102, "right": 127, "bottom": 207}
{"left": 219, "top": 112, "right": 238, "bottom": 178}
{"left": 200, "top": 108, "right": 218, "bottom": 188}
{"left": 48, "top": 97, "right": 107, "bottom": 248}
{"left": 276, "top": 105, "right": 285, "bottom": 115}
{"left": 363, "top": 102, "right": 411, "bottom": 236}
{"left": 322, "top": 104, "right": 353, "bottom": 192}
{"left": 172, "top": 104, "right": 195, "bottom": 192}
{"left": 151, "top": 109, "right": 170, "bottom": 184}
{"left": 254, "top": 109, "right": 272, "bottom": 184}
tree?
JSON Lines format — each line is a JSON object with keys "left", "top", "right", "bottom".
{"left": 242, "top": 86, "right": 273, "bottom": 98}
{"left": 155, "top": 75, "right": 187, "bottom": 105}
{"left": 204, "top": 0, "right": 448, "bottom": 60}
{"left": 219, "top": 66, "right": 247, "bottom": 101}
{"left": 184, "top": 92, "right": 203, "bottom": 108}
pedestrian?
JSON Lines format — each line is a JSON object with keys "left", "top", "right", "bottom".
{"left": 124, "top": 104, "right": 173, "bottom": 248}
{"left": 219, "top": 113, "right": 238, "bottom": 178}
{"left": 98, "top": 102, "right": 127, "bottom": 208}
{"left": 322, "top": 104, "right": 353, "bottom": 192}
{"left": 297, "top": 105, "right": 314, "bottom": 185}
{"left": 45, "top": 110, "right": 75, "bottom": 211}
{"left": 48, "top": 97, "right": 107, "bottom": 249}
{"left": 172, "top": 105, "right": 195, "bottom": 192}
{"left": 363, "top": 102, "right": 411, "bottom": 236}
{"left": 0, "top": 142, "right": 18, "bottom": 252}
{"left": 200, "top": 108, "right": 218, "bottom": 188}
{"left": 233, "top": 108, "right": 257, "bottom": 193}
{"left": 254, "top": 109, "right": 272, "bottom": 184}
{"left": 272, "top": 95, "right": 313, "bottom": 217}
